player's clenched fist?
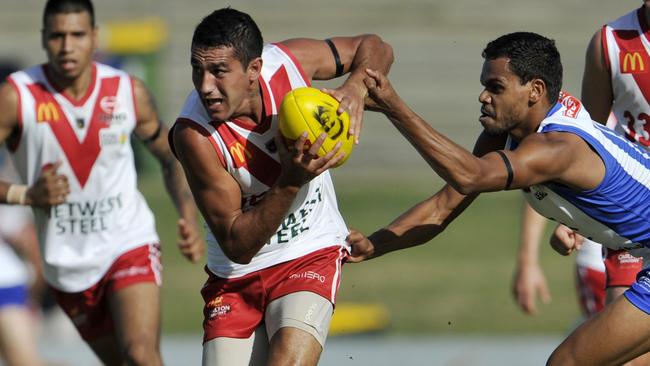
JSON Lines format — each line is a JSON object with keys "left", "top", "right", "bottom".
{"left": 27, "top": 161, "right": 70, "bottom": 208}
{"left": 346, "top": 229, "right": 376, "bottom": 263}
{"left": 549, "top": 224, "right": 584, "bottom": 256}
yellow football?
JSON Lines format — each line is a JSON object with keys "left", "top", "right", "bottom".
{"left": 278, "top": 87, "right": 354, "bottom": 167}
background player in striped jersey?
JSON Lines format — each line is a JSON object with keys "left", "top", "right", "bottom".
{"left": 170, "top": 7, "right": 393, "bottom": 366}
{"left": 0, "top": 0, "right": 205, "bottom": 364}
{"left": 580, "top": 0, "right": 650, "bottom": 303}
{"left": 347, "top": 32, "right": 650, "bottom": 364}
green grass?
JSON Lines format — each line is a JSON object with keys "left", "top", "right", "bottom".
{"left": 137, "top": 170, "right": 207, "bottom": 334}
{"left": 335, "top": 180, "right": 579, "bottom": 334}
{"left": 139, "top": 172, "right": 580, "bottom": 335}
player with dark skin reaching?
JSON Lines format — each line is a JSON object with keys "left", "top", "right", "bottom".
{"left": 348, "top": 32, "right": 650, "bottom": 365}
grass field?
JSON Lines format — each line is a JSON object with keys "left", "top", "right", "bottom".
{"left": 139, "top": 168, "right": 580, "bottom": 336}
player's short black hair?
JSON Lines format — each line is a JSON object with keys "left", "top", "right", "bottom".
{"left": 43, "top": 0, "right": 95, "bottom": 28}
{"left": 191, "top": 7, "right": 263, "bottom": 68}
{"left": 482, "top": 32, "right": 562, "bottom": 104}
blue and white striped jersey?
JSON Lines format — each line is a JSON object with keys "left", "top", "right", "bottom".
{"left": 518, "top": 93, "right": 650, "bottom": 251}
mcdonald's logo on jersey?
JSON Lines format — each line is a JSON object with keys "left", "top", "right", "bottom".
{"left": 36, "top": 102, "right": 60, "bottom": 123}
{"left": 620, "top": 51, "right": 649, "bottom": 74}
{"left": 228, "top": 141, "right": 252, "bottom": 168}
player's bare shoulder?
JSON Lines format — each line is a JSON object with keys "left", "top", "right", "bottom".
{"left": 519, "top": 130, "right": 578, "bottom": 153}
{"left": 171, "top": 119, "right": 217, "bottom": 163}
{"left": 0, "top": 81, "right": 20, "bottom": 139}
{"left": 586, "top": 28, "right": 604, "bottom": 58}
{"left": 515, "top": 131, "right": 590, "bottom": 179}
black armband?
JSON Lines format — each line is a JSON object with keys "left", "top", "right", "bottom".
{"left": 325, "top": 38, "right": 344, "bottom": 78}
{"left": 495, "top": 150, "right": 514, "bottom": 190}
{"left": 141, "top": 123, "right": 163, "bottom": 145}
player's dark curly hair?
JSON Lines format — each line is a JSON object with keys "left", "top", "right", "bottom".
{"left": 192, "top": 8, "right": 263, "bottom": 69}
{"left": 482, "top": 32, "right": 562, "bottom": 104}
{"left": 43, "top": 0, "right": 95, "bottom": 28}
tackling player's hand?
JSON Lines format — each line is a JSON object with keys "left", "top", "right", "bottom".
{"left": 346, "top": 229, "right": 375, "bottom": 263}
{"left": 322, "top": 83, "right": 366, "bottom": 145}
{"left": 177, "top": 218, "right": 205, "bottom": 263}
{"left": 27, "top": 161, "right": 70, "bottom": 208}
{"left": 362, "top": 68, "right": 401, "bottom": 116}
{"left": 550, "top": 224, "right": 584, "bottom": 256}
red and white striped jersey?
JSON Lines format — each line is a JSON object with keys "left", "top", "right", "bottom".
{"left": 7, "top": 62, "right": 159, "bottom": 292}
{"left": 176, "top": 44, "right": 349, "bottom": 278}
{"left": 602, "top": 6, "right": 650, "bottom": 149}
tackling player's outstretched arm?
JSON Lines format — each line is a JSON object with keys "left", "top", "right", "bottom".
{"left": 348, "top": 184, "right": 479, "bottom": 262}
{"left": 282, "top": 35, "right": 394, "bottom": 143}
{"left": 348, "top": 129, "right": 506, "bottom": 262}
{"left": 132, "top": 77, "right": 205, "bottom": 262}
{"left": 173, "top": 123, "right": 343, "bottom": 265}
{"left": 363, "top": 69, "right": 604, "bottom": 194}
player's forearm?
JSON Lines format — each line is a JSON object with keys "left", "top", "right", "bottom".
{"left": 369, "top": 187, "right": 477, "bottom": 258}
{"left": 160, "top": 156, "right": 200, "bottom": 221}
{"left": 368, "top": 224, "right": 443, "bottom": 259}
{"left": 216, "top": 183, "right": 301, "bottom": 264}
{"left": 344, "top": 35, "right": 393, "bottom": 90}
{"left": 385, "top": 105, "right": 487, "bottom": 194}
{"left": 368, "top": 207, "right": 451, "bottom": 259}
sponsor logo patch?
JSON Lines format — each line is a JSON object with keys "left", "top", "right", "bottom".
{"left": 111, "top": 265, "right": 150, "bottom": 280}
{"left": 559, "top": 92, "right": 581, "bottom": 119}
{"left": 620, "top": 51, "right": 648, "bottom": 74}
{"left": 290, "top": 271, "right": 326, "bottom": 283}
{"left": 207, "top": 296, "right": 232, "bottom": 318}
{"left": 228, "top": 141, "right": 252, "bottom": 168}
{"left": 37, "top": 102, "right": 60, "bottom": 123}
{"left": 617, "top": 252, "right": 642, "bottom": 264}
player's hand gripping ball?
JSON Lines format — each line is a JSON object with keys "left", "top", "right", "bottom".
{"left": 278, "top": 87, "right": 354, "bottom": 167}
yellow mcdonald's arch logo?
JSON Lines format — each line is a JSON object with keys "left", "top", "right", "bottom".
{"left": 37, "top": 102, "right": 60, "bottom": 122}
{"left": 229, "top": 142, "right": 251, "bottom": 165}
{"left": 622, "top": 52, "right": 646, "bottom": 73}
